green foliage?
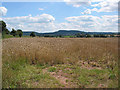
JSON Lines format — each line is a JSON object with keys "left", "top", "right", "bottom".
{"left": 55, "top": 64, "right": 118, "bottom": 88}
{"left": 93, "top": 34, "right": 100, "bottom": 37}
{"left": 17, "top": 29, "right": 23, "bottom": 37}
{"left": 9, "top": 29, "right": 23, "bottom": 37}
{"left": 2, "top": 29, "right": 10, "bottom": 35}
{"left": 0, "top": 21, "right": 6, "bottom": 31}
{"left": 2, "top": 34, "right": 14, "bottom": 39}
{"left": 59, "top": 35, "right": 62, "bottom": 37}
{"left": 0, "top": 21, "right": 24, "bottom": 38}
{"left": 0, "top": 21, "right": 10, "bottom": 36}
{"left": 30, "top": 32, "right": 36, "bottom": 37}
{"left": 48, "top": 67, "right": 56, "bottom": 72}
{"left": 93, "top": 34, "right": 108, "bottom": 38}
{"left": 99, "top": 34, "right": 107, "bottom": 38}
{"left": 10, "top": 28, "right": 17, "bottom": 37}
{"left": 86, "top": 34, "right": 91, "bottom": 38}
{"left": 75, "top": 33, "right": 86, "bottom": 38}
{"left": 110, "top": 34, "right": 115, "bottom": 37}
{"left": 44, "top": 35, "right": 54, "bottom": 37}
{"left": 2, "top": 57, "right": 62, "bottom": 88}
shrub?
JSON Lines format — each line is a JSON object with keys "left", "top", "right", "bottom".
{"left": 30, "top": 32, "right": 36, "bottom": 37}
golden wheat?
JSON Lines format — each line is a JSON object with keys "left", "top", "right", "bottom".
{"left": 2, "top": 37, "right": 118, "bottom": 68}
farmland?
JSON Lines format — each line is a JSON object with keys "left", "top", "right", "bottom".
{"left": 2, "top": 37, "right": 118, "bottom": 88}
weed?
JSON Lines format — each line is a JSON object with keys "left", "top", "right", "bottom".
{"left": 48, "top": 67, "right": 56, "bottom": 72}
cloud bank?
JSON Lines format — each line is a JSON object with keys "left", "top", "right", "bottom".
{"left": 3, "top": 14, "right": 118, "bottom": 32}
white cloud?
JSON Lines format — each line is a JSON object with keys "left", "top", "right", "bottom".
{"left": 38, "top": 8, "right": 44, "bottom": 11}
{"left": 4, "top": 14, "right": 55, "bottom": 24}
{"left": 91, "top": 0, "right": 119, "bottom": 12}
{"left": 0, "top": 7, "right": 7, "bottom": 16}
{"left": 65, "top": 15, "right": 118, "bottom": 32}
{"left": 90, "top": 0, "right": 104, "bottom": 2}
{"left": 64, "top": 0, "right": 91, "bottom": 7}
{"left": 81, "top": 0, "right": 119, "bottom": 14}
{"left": 82, "top": 8, "right": 98, "bottom": 14}
{"left": 3, "top": 14, "right": 56, "bottom": 32}
{"left": 64, "top": 0, "right": 119, "bottom": 13}
{"left": 82, "top": 9, "right": 91, "bottom": 14}
{"left": 3, "top": 13, "right": 118, "bottom": 32}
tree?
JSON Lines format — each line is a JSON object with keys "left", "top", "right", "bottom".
{"left": 99, "top": 34, "right": 107, "bottom": 38}
{"left": 30, "top": 32, "right": 36, "bottom": 37}
{"left": 17, "top": 29, "right": 23, "bottom": 37}
{"left": 59, "top": 35, "right": 62, "bottom": 38}
{"left": 93, "top": 34, "right": 100, "bottom": 37}
{"left": 10, "top": 28, "right": 17, "bottom": 36}
{"left": 86, "top": 34, "right": 91, "bottom": 38}
{"left": 0, "top": 21, "right": 6, "bottom": 31}
{"left": 75, "top": 33, "right": 81, "bottom": 37}
{"left": 19, "top": 33, "right": 22, "bottom": 37}
{"left": 5, "top": 29, "right": 10, "bottom": 34}
{"left": 0, "top": 20, "right": 10, "bottom": 34}
{"left": 110, "top": 34, "right": 115, "bottom": 37}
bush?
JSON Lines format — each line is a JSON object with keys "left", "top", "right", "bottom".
{"left": 99, "top": 34, "right": 107, "bottom": 38}
{"left": 30, "top": 32, "right": 36, "bottom": 37}
{"left": 86, "top": 34, "right": 91, "bottom": 38}
{"left": 17, "top": 29, "right": 23, "bottom": 37}
{"left": 10, "top": 28, "right": 17, "bottom": 37}
{"left": 93, "top": 34, "right": 100, "bottom": 37}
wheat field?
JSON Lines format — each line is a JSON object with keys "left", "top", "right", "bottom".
{"left": 2, "top": 37, "right": 119, "bottom": 88}
{"left": 3, "top": 37, "right": 118, "bottom": 68}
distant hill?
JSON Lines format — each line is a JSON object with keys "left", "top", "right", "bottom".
{"left": 23, "top": 31, "right": 40, "bottom": 36}
{"left": 23, "top": 30, "right": 117, "bottom": 36}
{"left": 23, "top": 30, "right": 85, "bottom": 36}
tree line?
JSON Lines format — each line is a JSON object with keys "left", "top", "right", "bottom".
{"left": 39, "top": 33, "right": 119, "bottom": 38}
{"left": 0, "top": 21, "right": 36, "bottom": 38}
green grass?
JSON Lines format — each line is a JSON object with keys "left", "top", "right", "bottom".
{"left": 2, "top": 34, "right": 31, "bottom": 39}
{"left": 51, "top": 64, "right": 118, "bottom": 88}
{"left": 2, "top": 54, "right": 118, "bottom": 88}
{"left": 48, "top": 67, "right": 56, "bottom": 72}
{"left": 19, "top": 65, "right": 60, "bottom": 88}
{"left": 2, "top": 57, "right": 63, "bottom": 88}
{"left": 63, "top": 36, "right": 75, "bottom": 38}
{"left": 2, "top": 34, "right": 14, "bottom": 39}
{"left": 2, "top": 57, "right": 118, "bottom": 88}
{"left": 15, "top": 65, "right": 62, "bottom": 88}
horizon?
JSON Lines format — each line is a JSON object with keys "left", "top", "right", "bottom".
{"left": 0, "top": 0, "right": 119, "bottom": 33}
{"left": 22, "top": 30, "right": 119, "bottom": 33}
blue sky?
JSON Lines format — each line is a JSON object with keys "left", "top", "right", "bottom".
{"left": 3, "top": 2, "right": 86, "bottom": 22}
{"left": 0, "top": 0, "right": 119, "bottom": 32}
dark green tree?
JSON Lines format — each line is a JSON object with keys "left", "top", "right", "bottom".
{"left": 99, "top": 34, "right": 107, "bottom": 38}
{"left": 75, "top": 33, "right": 81, "bottom": 37}
{"left": 75, "top": 33, "right": 86, "bottom": 38}
{"left": 86, "top": 34, "right": 91, "bottom": 38}
{"left": 0, "top": 21, "right": 6, "bottom": 31}
{"left": 59, "top": 35, "right": 62, "bottom": 38}
{"left": 5, "top": 29, "right": 10, "bottom": 34}
{"left": 10, "top": 28, "right": 17, "bottom": 37}
{"left": 93, "top": 34, "right": 100, "bottom": 37}
{"left": 110, "top": 34, "right": 115, "bottom": 37}
{"left": 17, "top": 29, "right": 23, "bottom": 37}
{"left": 0, "top": 21, "right": 10, "bottom": 34}
{"left": 30, "top": 32, "right": 36, "bottom": 37}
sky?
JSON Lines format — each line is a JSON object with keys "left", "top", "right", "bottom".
{"left": 0, "top": 0, "right": 119, "bottom": 33}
